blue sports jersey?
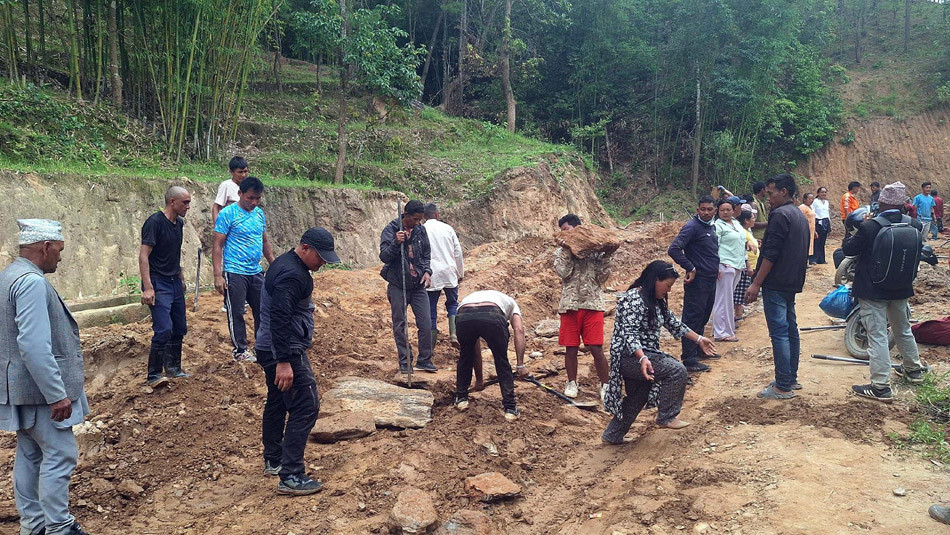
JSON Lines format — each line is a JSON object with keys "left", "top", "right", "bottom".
{"left": 913, "top": 194, "right": 936, "bottom": 221}
{"left": 214, "top": 202, "right": 266, "bottom": 274}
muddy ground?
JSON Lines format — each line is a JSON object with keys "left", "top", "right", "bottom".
{"left": 0, "top": 226, "right": 948, "bottom": 534}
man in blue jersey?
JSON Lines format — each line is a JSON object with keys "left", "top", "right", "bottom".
{"left": 213, "top": 176, "right": 276, "bottom": 362}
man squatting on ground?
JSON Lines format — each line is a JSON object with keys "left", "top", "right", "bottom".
{"left": 380, "top": 200, "right": 437, "bottom": 373}
{"left": 213, "top": 176, "right": 276, "bottom": 363}
{"left": 667, "top": 196, "right": 720, "bottom": 373}
{"left": 555, "top": 214, "right": 612, "bottom": 400}
{"left": 0, "top": 220, "right": 90, "bottom": 535}
{"left": 212, "top": 156, "right": 250, "bottom": 312}
{"left": 601, "top": 261, "right": 716, "bottom": 444}
{"left": 843, "top": 181, "right": 927, "bottom": 402}
{"left": 423, "top": 203, "right": 465, "bottom": 349}
{"left": 139, "top": 186, "right": 192, "bottom": 388}
{"left": 454, "top": 290, "right": 528, "bottom": 421}
{"left": 254, "top": 228, "right": 341, "bottom": 495}
{"left": 744, "top": 174, "right": 810, "bottom": 400}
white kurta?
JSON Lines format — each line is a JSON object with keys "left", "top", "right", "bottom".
{"left": 424, "top": 219, "right": 464, "bottom": 291}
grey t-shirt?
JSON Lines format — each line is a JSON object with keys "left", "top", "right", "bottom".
{"left": 459, "top": 290, "right": 521, "bottom": 320}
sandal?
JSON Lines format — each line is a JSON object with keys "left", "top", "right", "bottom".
{"left": 658, "top": 418, "right": 690, "bottom": 430}
{"left": 714, "top": 337, "right": 740, "bottom": 342}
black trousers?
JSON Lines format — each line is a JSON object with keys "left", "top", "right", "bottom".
{"left": 680, "top": 274, "right": 716, "bottom": 365}
{"left": 813, "top": 218, "right": 830, "bottom": 264}
{"left": 258, "top": 351, "right": 319, "bottom": 479}
{"left": 455, "top": 307, "right": 516, "bottom": 411}
{"left": 225, "top": 272, "right": 264, "bottom": 353}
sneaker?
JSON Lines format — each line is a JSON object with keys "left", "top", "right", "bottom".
{"left": 221, "top": 305, "right": 228, "bottom": 312}
{"left": 277, "top": 474, "right": 323, "bottom": 496}
{"left": 685, "top": 362, "right": 711, "bottom": 373}
{"left": 894, "top": 365, "right": 926, "bottom": 385}
{"left": 697, "top": 353, "right": 722, "bottom": 360}
{"left": 263, "top": 460, "right": 281, "bottom": 476}
{"left": 233, "top": 350, "right": 257, "bottom": 363}
{"left": 599, "top": 383, "right": 608, "bottom": 403}
{"left": 564, "top": 380, "right": 578, "bottom": 398}
{"left": 851, "top": 383, "right": 894, "bottom": 403}
{"left": 455, "top": 397, "right": 469, "bottom": 412}
{"left": 757, "top": 384, "right": 796, "bottom": 399}
{"left": 146, "top": 375, "right": 169, "bottom": 389}
{"left": 504, "top": 408, "right": 520, "bottom": 421}
{"left": 415, "top": 361, "right": 438, "bottom": 373}
{"left": 66, "top": 524, "right": 90, "bottom": 535}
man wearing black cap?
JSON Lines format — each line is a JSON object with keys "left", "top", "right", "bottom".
{"left": 254, "top": 227, "right": 340, "bottom": 496}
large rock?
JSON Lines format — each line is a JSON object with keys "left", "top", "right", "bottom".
{"left": 322, "top": 377, "right": 434, "bottom": 429}
{"left": 534, "top": 319, "right": 560, "bottom": 338}
{"left": 464, "top": 472, "right": 522, "bottom": 502}
{"left": 555, "top": 224, "right": 621, "bottom": 257}
{"left": 435, "top": 509, "right": 494, "bottom": 535}
{"left": 309, "top": 411, "right": 377, "bottom": 443}
{"left": 390, "top": 486, "right": 438, "bottom": 534}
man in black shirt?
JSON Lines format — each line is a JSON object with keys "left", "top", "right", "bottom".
{"left": 254, "top": 227, "right": 340, "bottom": 496}
{"left": 744, "top": 174, "right": 809, "bottom": 400}
{"left": 139, "top": 186, "right": 192, "bottom": 388}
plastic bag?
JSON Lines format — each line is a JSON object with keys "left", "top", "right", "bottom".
{"left": 819, "top": 285, "right": 855, "bottom": 319}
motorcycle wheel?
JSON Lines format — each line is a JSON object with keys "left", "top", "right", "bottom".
{"left": 834, "top": 257, "right": 856, "bottom": 286}
{"left": 844, "top": 313, "right": 896, "bottom": 360}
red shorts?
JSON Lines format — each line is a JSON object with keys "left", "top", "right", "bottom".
{"left": 558, "top": 309, "right": 605, "bottom": 347}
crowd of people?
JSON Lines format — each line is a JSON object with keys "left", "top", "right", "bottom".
{"left": 1, "top": 157, "right": 947, "bottom": 534}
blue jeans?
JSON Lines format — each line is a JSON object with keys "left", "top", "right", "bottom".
{"left": 762, "top": 288, "right": 800, "bottom": 391}
{"left": 148, "top": 274, "right": 187, "bottom": 346}
{"left": 427, "top": 286, "right": 459, "bottom": 327}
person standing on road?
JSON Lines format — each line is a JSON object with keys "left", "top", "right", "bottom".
{"left": 812, "top": 187, "right": 831, "bottom": 264}
{"left": 453, "top": 290, "right": 527, "bottom": 421}
{"left": 712, "top": 199, "right": 747, "bottom": 343}
{"left": 840, "top": 181, "right": 861, "bottom": 245}
{"left": 667, "top": 196, "right": 720, "bottom": 373}
{"left": 932, "top": 189, "right": 944, "bottom": 237}
{"left": 380, "top": 200, "right": 437, "bottom": 373}
{"left": 423, "top": 203, "right": 464, "bottom": 349}
{"left": 744, "top": 174, "right": 810, "bottom": 400}
{"left": 212, "top": 156, "right": 250, "bottom": 313}
{"left": 912, "top": 182, "right": 936, "bottom": 241}
{"left": 139, "top": 186, "right": 192, "bottom": 388}
{"left": 799, "top": 192, "right": 817, "bottom": 265}
{"left": 1, "top": 220, "right": 91, "bottom": 535}
{"left": 843, "top": 182, "right": 927, "bottom": 402}
{"left": 751, "top": 181, "right": 770, "bottom": 240}
{"left": 554, "top": 214, "right": 613, "bottom": 400}
{"left": 254, "top": 228, "right": 340, "bottom": 495}
{"left": 601, "top": 261, "right": 717, "bottom": 444}
{"left": 213, "top": 176, "right": 276, "bottom": 363}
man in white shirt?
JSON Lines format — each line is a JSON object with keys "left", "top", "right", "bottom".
{"left": 423, "top": 203, "right": 465, "bottom": 348}
{"left": 454, "top": 290, "right": 527, "bottom": 421}
{"left": 212, "top": 156, "right": 250, "bottom": 225}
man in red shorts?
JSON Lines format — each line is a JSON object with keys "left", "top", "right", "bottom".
{"left": 555, "top": 214, "right": 612, "bottom": 401}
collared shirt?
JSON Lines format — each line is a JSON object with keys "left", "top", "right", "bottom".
{"left": 554, "top": 247, "right": 610, "bottom": 313}
{"left": 840, "top": 192, "right": 859, "bottom": 220}
{"left": 424, "top": 219, "right": 464, "bottom": 291}
{"left": 668, "top": 216, "right": 719, "bottom": 275}
{"left": 214, "top": 202, "right": 266, "bottom": 275}
{"left": 812, "top": 198, "right": 831, "bottom": 219}
{"left": 714, "top": 218, "right": 747, "bottom": 269}
{"left": 752, "top": 196, "right": 770, "bottom": 240}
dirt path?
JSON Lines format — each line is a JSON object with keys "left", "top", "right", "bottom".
{"left": 0, "top": 229, "right": 946, "bottom": 534}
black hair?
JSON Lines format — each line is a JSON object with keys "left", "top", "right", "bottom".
{"left": 870, "top": 181, "right": 880, "bottom": 188}
{"left": 933, "top": 189, "right": 939, "bottom": 196}
{"left": 558, "top": 213, "right": 582, "bottom": 228}
{"left": 698, "top": 195, "right": 716, "bottom": 206}
{"left": 228, "top": 156, "right": 248, "bottom": 171}
{"left": 239, "top": 176, "right": 264, "bottom": 193}
{"left": 768, "top": 173, "right": 798, "bottom": 198}
{"left": 740, "top": 194, "right": 755, "bottom": 204}
{"left": 817, "top": 186, "right": 827, "bottom": 194}
{"left": 423, "top": 203, "right": 439, "bottom": 219}
{"left": 752, "top": 181, "right": 766, "bottom": 194}
{"left": 922, "top": 181, "right": 932, "bottom": 189}
{"left": 716, "top": 199, "right": 736, "bottom": 218}
{"left": 404, "top": 200, "right": 425, "bottom": 215}
{"left": 848, "top": 181, "right": 861, "bottom": 191}
{"left": 803, "top": 192, "right": 815, "bottom": 201}
{"left": 627, "top": 260, "right": 679, "bottom": 327}
{"left": 736, "top": 210, "right": 754, "bottom": 225}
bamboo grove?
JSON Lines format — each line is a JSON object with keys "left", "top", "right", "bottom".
{"left": 1, "top": 0, "right": 277, "bottom": 159}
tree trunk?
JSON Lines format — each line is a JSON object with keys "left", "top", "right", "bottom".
{"left": 500, "top": 0, "right": 515, "bottom": 132}
{"left": 441, "top": 13, "right": 449, "bottom": 107}
{"left": 38, "top": 0, "right": 45, "bottom": 62}
{"left": 903, "top": 0, "right": 910, "bottom": 53}
{"left": 272, "top": 22, "right": 282, "bottom": 93}
{"left": 691, "top": 75, "right": 701, "bottom": 198}
{"left": 67, "top": 0, "right": 82, "bottom": 99}
{"left": 334, "top": 0, "right": 350, "bottom": 184}
{"left": 854, "top": 5, "right": 862, "bottom": 64}
{"left": 456, "top": 0, "right": 467, "bottom": 114}
{"left": 108, "top": 0, "right": 122, "bottom": 108}
{"left": 23, "top": 0, "right": 32, "bottom": 76}
{"left": 420, "top": 10, "right": 443, "bottom": 94}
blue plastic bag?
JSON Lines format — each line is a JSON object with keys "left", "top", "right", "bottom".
{"left": 819, "top": 285, "right": 855, "bottom": 319}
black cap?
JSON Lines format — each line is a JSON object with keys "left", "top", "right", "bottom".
{"left": 301, "top": 227, "right": 340, "bottom": 264}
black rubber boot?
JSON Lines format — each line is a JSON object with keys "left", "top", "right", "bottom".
{"left": 147, "top": 344, "right": 169, "bottom": 388}
{"left": 164, "top": 341, "right": 190, "bottom": 378}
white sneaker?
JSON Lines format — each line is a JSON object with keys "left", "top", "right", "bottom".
{"left": 233, "top": 350, "right": 257, "bottom": 363}
{"left": 600, "top": 383, "right": 608, "bottom": 402}
{"left": 455, "top": 399, "right": 469, "bottom": 412}
{"left": 564, "top": 380, "right": 578, "bottom": 399}
{"left": 221, "top": 305, "right": 228, "bottom": 312}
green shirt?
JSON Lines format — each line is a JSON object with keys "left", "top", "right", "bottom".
{"left": 752, "top": 196, "right": 770, "bottom": 240}
{"left": 715, "top": 218, "right": 748, "bottom": 269}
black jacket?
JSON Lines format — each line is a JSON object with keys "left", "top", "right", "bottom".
{"left": 379, "top": 218, "right": 431, "bottom": 289}
{"left": 758, "top": 201, "right": 810, "bottom": 294}
{"left": 255, "top": 250, "right": 315, "bottom": 364}
{"left": 667, "top": 216, "right": 719, "bottom": 277}
{"left": 843, "top": 210, "right": 922, "bottom": 301}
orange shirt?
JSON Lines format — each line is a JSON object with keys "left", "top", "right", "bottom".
{"left": 840, "top": 192, "right": 859, "bottom": 220}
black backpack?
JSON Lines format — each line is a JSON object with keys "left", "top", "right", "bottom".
{"left": 869, "top": 215, "right": 922, "bottom": 290}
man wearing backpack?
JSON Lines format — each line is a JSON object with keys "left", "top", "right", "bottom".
{"left": 843, "top": 181, "right": 926, "bottom": 402}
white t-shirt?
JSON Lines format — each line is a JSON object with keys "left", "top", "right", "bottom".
{"left": 459, "top": 290, "right": 521, "bottom": 320}
{"left": 214, "top": 179, "right": 241, "bottom": 207}
{"left": 812, "top": 198, "right": 830, "bottom": 219}
{"left": 424, "top": 219, "right": 464, "bottom": 291}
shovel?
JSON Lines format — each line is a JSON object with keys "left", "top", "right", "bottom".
{"left": 520, "top": 375, "right": 599, "bottom": 411}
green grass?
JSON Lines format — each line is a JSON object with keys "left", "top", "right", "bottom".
{"left": 890, "top": 372, "right": 950, "bottom": 464}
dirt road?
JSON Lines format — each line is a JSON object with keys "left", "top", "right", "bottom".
{"left": 0, "top": 227, "right": 946, "bottom": 534}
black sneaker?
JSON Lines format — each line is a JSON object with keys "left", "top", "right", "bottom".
{"left": 263, "top": 460, "right": 281, "bottom": 476}
{"left": 697, "top": 353, "right": 722, "bottom": 360}
{"left": 415, "top": 361, "right": 438, "bottom": 373}
{"left": 66, "top": 523, "right": 90, "bottom": 535}
{"left": 685, "top": 361, "right": 711, "bottom": 373}
{"left": 277, "top": 474, "right": 323, "bottom": 496}
{"left": 851, "top": 384, "right": 894, "bottom": 403}
{"left": 894, "top": 365, "right": 926, "bottom": 385}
